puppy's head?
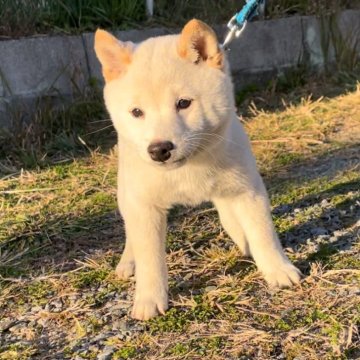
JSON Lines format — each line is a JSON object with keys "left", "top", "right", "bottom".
{"left": 94, "top": 20, "right": 234, "bottom": 168}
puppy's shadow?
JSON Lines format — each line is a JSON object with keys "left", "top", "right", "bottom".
{"left": 272, "top": 186, "right": 359, "bottom": 274}
{"left": 0, "top": 210, "right": 125, "bottom": 278}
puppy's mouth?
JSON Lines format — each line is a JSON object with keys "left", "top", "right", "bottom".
{"left": 156, "top": 156, "right": 187, "bottom": 168}
{"left": 173, "top": 157, "right": 186, "bottom": 164}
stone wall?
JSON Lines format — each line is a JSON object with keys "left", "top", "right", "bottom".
{"left": 0, "top": 10, "right": 359, "bottom": 126}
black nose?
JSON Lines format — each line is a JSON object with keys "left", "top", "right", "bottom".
{"left": 147, "top": 141, "right": 174, "bottom": 162}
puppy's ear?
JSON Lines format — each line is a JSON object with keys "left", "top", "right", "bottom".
{"left": 94, "top": 29, "right": 133, "bottom": 82}
{"left": 177, "top": 19, "right": 223, "bottom": 69}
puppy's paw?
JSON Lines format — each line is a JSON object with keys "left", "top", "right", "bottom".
{"left": 131, "top": 291, "right": 168, "bottom": 321}
{"left": 263, "top": 262, "right": 302, "bottom": 288}
{"left": 115, "top": 261, "right": 135, "bottom": 280}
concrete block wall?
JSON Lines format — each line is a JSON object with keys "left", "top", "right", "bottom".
{"left": 214, "top": 16, "right": 305, "bottom": 88}
{"left": 0, "top": 36, "right": 88, "bottom": 98}
{"left": 0, "top": 10, "right": 359, "bottom": 126}
{"left": 301, "top": 10, "right": 360, "bottom": 70}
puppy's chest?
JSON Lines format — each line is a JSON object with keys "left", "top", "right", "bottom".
{"left": 167, "top": 171, "right": 215, "bottom": 205}
{"left": 163, "top": 166, "right": 242, "bottom": 206}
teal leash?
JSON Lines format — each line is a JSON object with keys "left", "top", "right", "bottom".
{"left": 222, "top": 0, "right": 266, "bottom": 49}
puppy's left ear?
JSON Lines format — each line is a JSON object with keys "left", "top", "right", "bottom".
{"left": 177, "top": 19, "right": 223, "bottom": 70}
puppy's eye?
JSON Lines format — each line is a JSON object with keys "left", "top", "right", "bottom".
{"left": 176, "top": 99, "right": 192, "bottom": 110}
{"left": 131, "top": 108, "right": 144, "bottom": 118}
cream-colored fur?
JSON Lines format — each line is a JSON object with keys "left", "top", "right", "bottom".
{"left": 94, "top": 20, "right": 301, "bottom": 321}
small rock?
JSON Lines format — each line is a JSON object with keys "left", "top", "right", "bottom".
{"left": 310, "top": 227, "right": 327, "bottom": 236}
{"left": 90, "top": 333, "right": 108, "bottom": 344}
{"left": 88, "top": 345, "right": 99, "bottom": 353}
{"left": 27, "top": 320, "right": 37, "bottom": 328}
{"left": 0, "top": 319, "right": 15, "bottom": 332}
{"left": 274, "top": 204, "right": 291, "bottom": 214}
{"left": 112, "top": 319, "right": 129, "bottom": 332}
{"left": 315, "top": 234, "right": 330, "bottom": 242}
{"left": 86, "top": 325, "right": 93, "bottom": 333}
{"left": 320, "top": 199, "right": 329, "bottom": 207}
{"left": 8, "top": 323, "right": 23, "bottom": 333}
{"left": 184, "top": 273, "right": 192, "bottom": 280}
{"left": 98, "top": 346, "right": 115, "bottom": 360}
{"left": 102, "top": 314, "right": 111, "bottom": 323}
{"left": 52, "top": 300, "right": 62, "bottom": 309}
{"left": 111, "top": 320, "right": 123, "bottom": 331}
{"left": 128, "top": 322, "right": 145, "bottom": 332}
{"left": 31, "top": 306, "right": 42, "bottom": 313}
{"left": 204, "top": 286, "right": 217, "bottom": 293}
{"left": 223, "top": 242, "right": 231, "bottom": 250}
{"left": 111, "top": 302, "right": 131, "bottom": 311}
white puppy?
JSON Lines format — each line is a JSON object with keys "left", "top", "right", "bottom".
{"left": 94, "top": 19, "right": 301, "bottom": 320}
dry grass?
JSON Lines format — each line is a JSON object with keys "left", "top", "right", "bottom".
{"left": 0, "top": 84, "right": 359, "bottom": 359}
{"left": 245, "top": 83, "right": 360, "bottom": 174}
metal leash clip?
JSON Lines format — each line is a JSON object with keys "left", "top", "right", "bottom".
{"left": 222, "top": 0, "right": 266, "bottom": 49}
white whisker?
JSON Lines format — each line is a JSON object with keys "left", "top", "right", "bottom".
{"left": 86, "top": 124, "right": 114, "bottom": 135}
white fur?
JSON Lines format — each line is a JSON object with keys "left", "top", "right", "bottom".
{"left": 101, "top": 33, "right": 301, "bottom": 320}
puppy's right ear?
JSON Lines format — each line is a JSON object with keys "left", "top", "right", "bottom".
{"left": 94, "top": 29, "right": 133, "bottom": 82}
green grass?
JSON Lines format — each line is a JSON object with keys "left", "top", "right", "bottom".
{"left": 0, "top": 343, "right": 37, "bottom": 360}
{"left": 0, "top": 0, "right": 359, "bottom": 37}
{"left": 113, "top": 346, "right": 137, "bottom": 359}
{"left": 71, "top": 268, "right": 111, "bottom": 289}
{"left": 166, "top": 337, "right": 224, "bottom": 357}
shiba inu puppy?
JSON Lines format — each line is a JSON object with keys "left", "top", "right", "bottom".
{"left": 94, "top": 19, "right": 301, "bottom": 320}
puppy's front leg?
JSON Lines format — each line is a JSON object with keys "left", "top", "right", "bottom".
{"left": 122, "top": 201, "right": 168, "bottom": 320}
{"left": 213, "top": 185, "right": 301, "bottom": 287}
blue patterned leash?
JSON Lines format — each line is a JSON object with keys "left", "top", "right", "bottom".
{"left": 222, "top": 0, "right": 266, "bottom": 49}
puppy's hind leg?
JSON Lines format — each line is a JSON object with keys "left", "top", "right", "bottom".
{"left": 213, "top": 199, "right": 250, "bottom": 256}
{"left": 115, "top": 241, "right": 135, "bottom": 280}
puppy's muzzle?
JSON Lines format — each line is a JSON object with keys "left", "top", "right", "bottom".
{"left": 147, "top": 141, "right": 174, "bottom": 162}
